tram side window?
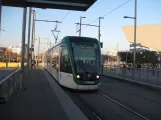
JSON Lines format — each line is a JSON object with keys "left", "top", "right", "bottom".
{"left": 47, "top": 53, "right": 50, "bottom": 67}
{"left": 47, "top": 51, "right": 52, "bottom": 67}
{"left": 52, "top": 47, "right": 59, "bottom": 69}
{"left": 60, "top": 48, "right": 72, "bottom": 73}
{"left": 52, "top": 49, "right": 56, "bottom": 68}
{"left": 55, "top": 47, "right": 59, "bottom": 69}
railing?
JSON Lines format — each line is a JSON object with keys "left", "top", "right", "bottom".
{"left": 103, "top": 65, "right": 161, "bottom": 86}
{"left": 0, "top": 67, "right": 27, "bottom": 103}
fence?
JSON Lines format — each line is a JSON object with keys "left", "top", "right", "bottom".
{"left": 103, "top": 65, "right": 161, "bottom": 86}
{"left": 0, "top": 67, "right": 27, "bottom": 103}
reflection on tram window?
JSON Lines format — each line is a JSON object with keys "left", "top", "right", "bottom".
{"left": 72, "top": 41, "right": 99, "bottom": 73}
{"left": 60, "top": 47, "right": 72, "bottom": 73}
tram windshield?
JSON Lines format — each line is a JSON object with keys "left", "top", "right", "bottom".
{"left": 72, "top": 41, "right": 99, "bottom": 73}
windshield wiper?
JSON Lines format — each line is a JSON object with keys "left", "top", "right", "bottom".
{"left": 78, "top": 63, "right": 89, "bottom": 74}
{"left": 73, "top": 60, "right": 88, "bottom": 74}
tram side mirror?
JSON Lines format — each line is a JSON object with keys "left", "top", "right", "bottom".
{"left": 100, "top": 42, "right": 103, "bottom": 48}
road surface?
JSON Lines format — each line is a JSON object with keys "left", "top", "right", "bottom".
{"left": 65, "top": 75, "right": 161, "bottom": 120}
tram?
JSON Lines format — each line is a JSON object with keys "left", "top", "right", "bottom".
{"left": 42, "top": 36, "right": 102, "bottom": 90}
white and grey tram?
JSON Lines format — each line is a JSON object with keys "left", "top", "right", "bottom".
{"left": 42, "top": 36, "right": 102, "bottom": 90}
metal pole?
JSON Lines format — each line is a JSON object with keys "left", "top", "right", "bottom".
{"left": 126, "top": 51, "right": 128, "bottom": 63}
{"left": 45, "top": 39, "right": 48, "bottom": 50}
{"left": 33, "top": 11, "right": 36, "bottom": 59}
{"left": 98, "top": 17, "right": 100, "bottom": 41}
{"left": 20, "top": 7, "right": 27, "bottom": 90}
{"left": 98, "top": 17, "right": 103, "bottom": 41}
{"left": 79, "top": 17, "right": 81, "bottom": 37}
{"left": 31, "top": 10, "right": 36, "bottom": 61}
{"left": 0, "top": 0, "right": 2, "bottom": 36}
{"left": 117, "top": 42, "right": 118, "bottom": 52}
{"left": 38, "top": 37, "right": 40, "bottom": 63}
{"left": 117, "top": 42, "right": 119, "bottom": 64}
{"left": 46, "top": 39, "right": 47, "bottom": 50}
{"left": 47, "top": 39, "right": 49, "bottom": 50}
{"left": 31, "top": 10, "right": 34, "bottom": 61}
{"left": 27, "top": 7, "right": 32, "bottom": 74}
{"left": 133, "top": 0, "right": 137, "bottom": 68}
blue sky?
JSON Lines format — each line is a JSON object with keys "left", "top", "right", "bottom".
{"left": 1, "top": 0, "right": 161, "bottom": 53}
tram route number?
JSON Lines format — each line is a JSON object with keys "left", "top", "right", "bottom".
{"left": 84, "top": 81, "right": 94, "bottom": 84}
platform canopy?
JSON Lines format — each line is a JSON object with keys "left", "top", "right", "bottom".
{"left": 2, "top": 0, "right": 96, "bottom": 11}
{"left": 122, "top": 24, "right": 161, "bottom": 51}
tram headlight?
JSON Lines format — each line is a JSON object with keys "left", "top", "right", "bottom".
{"left": 77, "top": 75, "right": 80, "bottom": 79}
{"left": 96, "top": 75, "right": 100, "bottom": 79}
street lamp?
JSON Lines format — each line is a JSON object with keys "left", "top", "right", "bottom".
{"left": 123, "top": 0, "right": 137, "bottom": 68}
{"left": 98, "top": 17, "right": 104, "bottom": 41}
{"left": 0, "top": 1, "right": 2, "bottom": 34}
{"left": 27, "top": 7, "right": 32, "bottom": 73}
{"left": 31, "top": 10, "right": 36, "bottom": 62}
{"left": 79, "top": 16, "right": 86, "bottom": 36}
{"left": 126, "top": 51, "right": 128, "bottom": 64}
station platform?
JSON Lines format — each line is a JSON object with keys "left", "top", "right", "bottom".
{"left": 0, "top": 68, "right": 87, "bottom": 120}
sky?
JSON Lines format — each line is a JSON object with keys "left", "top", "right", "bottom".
{"left": 1, "top": 0, "right": 161, "bottom": 54}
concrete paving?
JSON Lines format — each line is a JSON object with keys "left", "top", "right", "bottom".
{"left": 0, "top": 69, "right": 87, "bottom": 120}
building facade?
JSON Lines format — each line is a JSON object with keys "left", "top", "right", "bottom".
{"left": 7, "top": 44, "right": 28, "bottom": 55}
{"left": 122, "top": 24, "right": 161, "bottom": 51}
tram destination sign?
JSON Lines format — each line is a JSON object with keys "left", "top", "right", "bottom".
{"left": 2, "top": 0, "right": 97, "bottom": 11}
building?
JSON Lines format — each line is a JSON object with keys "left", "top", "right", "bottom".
{"left": 129, "top": 43, "right": 156, "bottom": 52}
{"left": 7, "top": 44, "right": 28, "bottom": 55}
{"left": 102, "top": 49, "right": 118, "bottom": 65}
{"left": 122, "top": 24, "right": 161, "bottom": 51}
{"left": 106, "top": 49, "right": 117, "bottom": 56}
{"left": 8, "top": 46, "right": 21, "bottom": 54}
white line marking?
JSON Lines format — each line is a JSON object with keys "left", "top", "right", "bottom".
{"left": 98, "top": 92, "right": 150, "bottom": 120}
{"left": 78, "top": 96, "right": 102, "bottom": 120}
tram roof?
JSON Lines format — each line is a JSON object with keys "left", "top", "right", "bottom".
{"left": 47, "top": 36, "right": 98, "bottom": 52}
{"left": 2, "top": 0, "right": 97, "bottom": 11}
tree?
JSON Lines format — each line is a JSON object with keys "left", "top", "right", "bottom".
{"left": 118, "top": 50, "right": 159, "bottom": 65}
{"left": 0, "top": 47, "right": 7, "bottom": 58}
{"left": 118, "top": 52, "right": 133, "bottom": 63}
